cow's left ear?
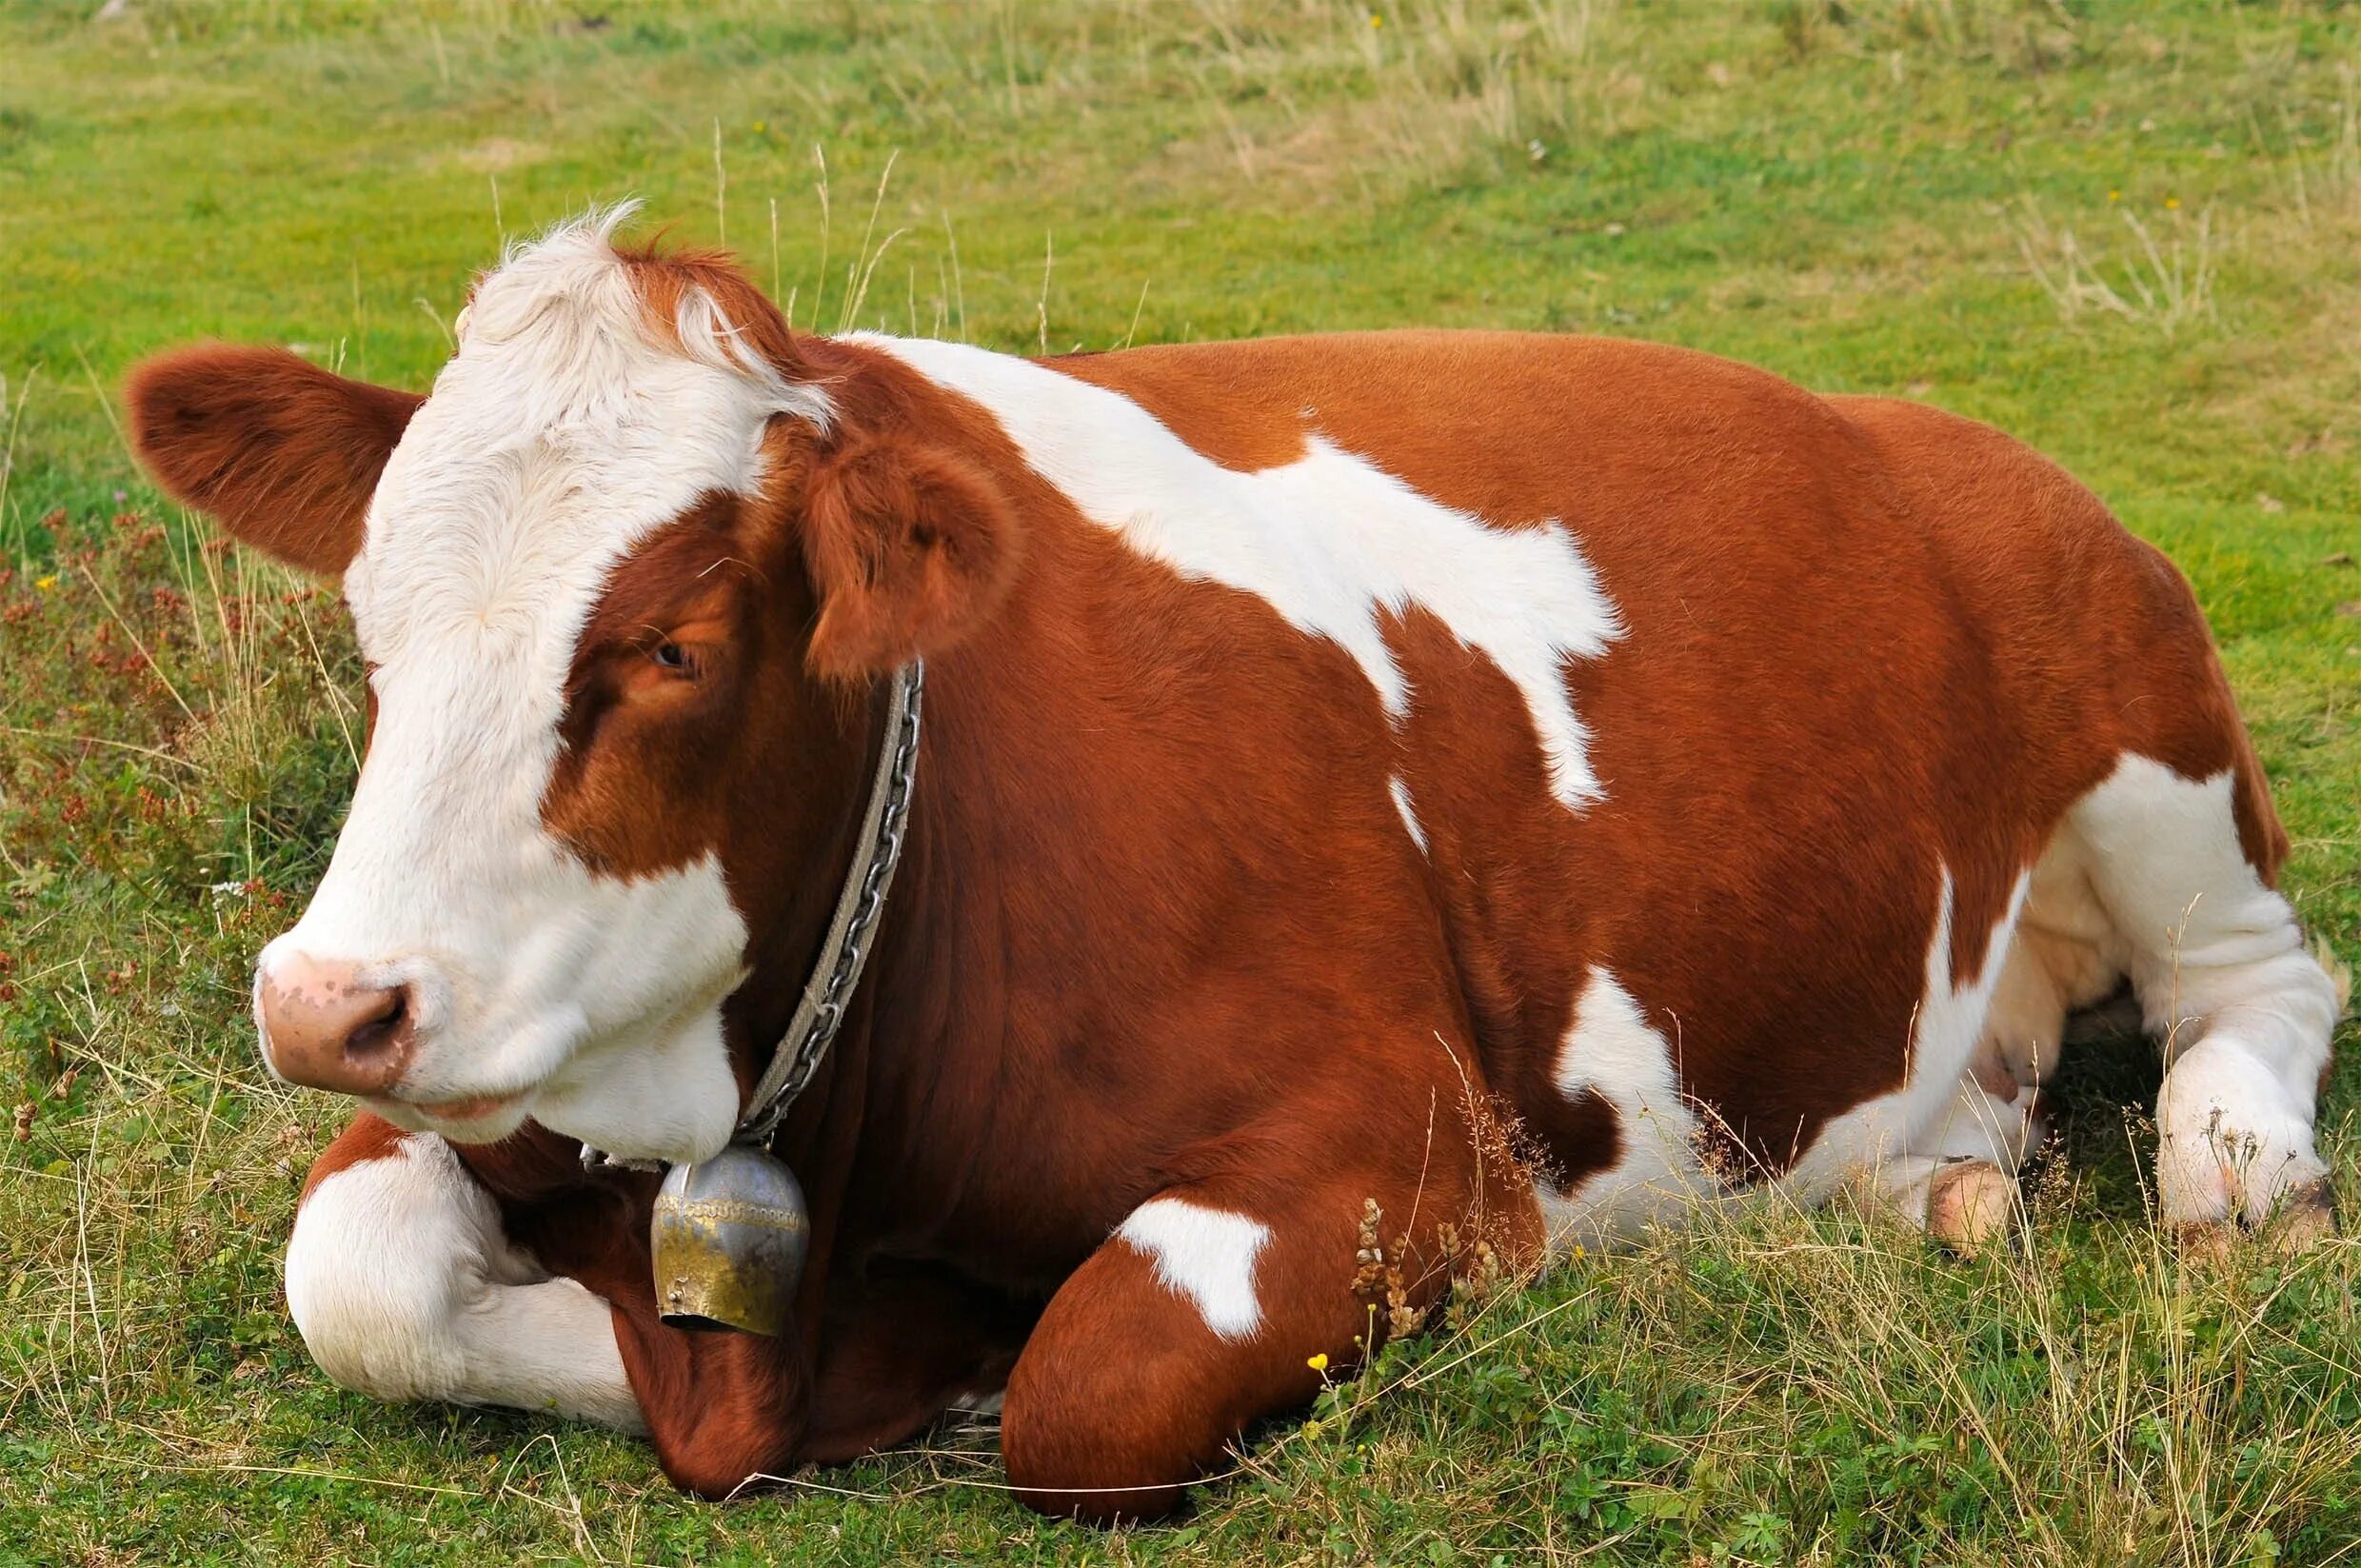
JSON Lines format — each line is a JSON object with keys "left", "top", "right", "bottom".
{"left": 800, "top": 434, "right": 1025, "bottom": 675}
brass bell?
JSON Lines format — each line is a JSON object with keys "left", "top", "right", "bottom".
{"left": 649, "top": 1145, "right": 810, "bottom": 1336}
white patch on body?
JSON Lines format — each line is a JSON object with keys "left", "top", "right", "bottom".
{"left": 1540, "top": 755, "right": 2338, "bottom": 1242}
{"left": 855, "top": 335, "right": 1625, "bottom": 807}
{"left": 260, "top": 212, "right": 827, "bottom": 1162}
{"left": 1541, "top": 966, "right": 1710, "bottom": 1244}
{"left": 1389, "top": 776, "right": 1428, "bottom": 855}
{"left": 1116, "top": 1197, "right": 1272, "bottom": 1341}
{"left": 1789, "top": 868, "right": 2032, "bottom": 1198}
{"left": 285, "top": 1133, "right": 645, "bottom": 1431}
{"left": 1542, "top": 890, "right": 2045, "bottom": 1244}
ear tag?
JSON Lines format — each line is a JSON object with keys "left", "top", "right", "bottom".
{"left": 650, "top": 1145, "right": 809, "bottom": 1337}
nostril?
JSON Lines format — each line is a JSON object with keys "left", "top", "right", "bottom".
{"left": 256, "top": 958, "right": 420, "bottom": 1096}
{"left": 342, "top": 985, "right": 410, "bottom": 1063}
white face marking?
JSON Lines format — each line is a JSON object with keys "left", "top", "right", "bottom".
{"left": 287, "top": 1134, "right": 645, "bottom": 1431}
{"left": 1116, "top": 1197, "right": 1271, "bottom": 1341}
{"left": 1542, "top": 965, "right": 1709, "bottom": 1244}
{"left": 260, "top": 212, "right": 830, "bottom": 1162}
{"left": 1388, "top": 775, "right": 1428, "bottom": 855}
{"left": 856, "top": 336, "right": 1624, "bottom": 807}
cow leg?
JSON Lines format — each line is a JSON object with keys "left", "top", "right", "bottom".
{"left": 559, "top": 1252, "right": 1030, "bottom": 1496}
{"left": 998, "top": 1147, "right": 1519, "bottom": 1523}
{"left": 796, "top": 1259, "right": 1036, "bottom": 1464}
{"left": 467, "top": 1141, "right": 1022, "bottom": 1495}
{"left": 998, "top": 1189, "right": 1349, "bottom": 1521}
{"left": 286, "top": 1115, "right": 645, "bottom": 1431}
{"left": 486, "top": 1160, "right": 808, "bottom": 1499}
{"left": 291, "top": 1117, "right": 807, "bottom": 1492}
{"left": 2070, "top": 759, "right": 2343, "bottom": 1241}
{"left": 1871, "top": 929, "right": 2071, "bottom": 1250}
{"left": 1871, "top": 1075, "right": 2040, "bottom": 1251}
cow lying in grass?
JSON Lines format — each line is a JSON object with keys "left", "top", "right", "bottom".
{"left": 125, "top": 211, "right": 2341, "bottom": 1519}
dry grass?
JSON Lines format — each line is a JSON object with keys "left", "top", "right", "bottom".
{"left": 2013, "top": 197, "right": 2223, "bottom": 338}
{"left": 5, "top": 1, "right": 2361, "bottom": 1561}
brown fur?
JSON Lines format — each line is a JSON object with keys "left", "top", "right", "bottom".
{"left": 801, "top": 431, "right": 1027, "bottom": 675}
{"left": 158, "top": 247, "right": 2291, "bottom": 1521}
{"left": 125, "top": 346, "right": 421, "bottom": 574}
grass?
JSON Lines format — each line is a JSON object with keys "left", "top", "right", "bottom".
{"left": 2, "top": 0, "right": 2359, "bottom": 1562}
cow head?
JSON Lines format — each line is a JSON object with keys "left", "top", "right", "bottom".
{"left": 127, "top": 212, "right": 1022, "bottom": 1161}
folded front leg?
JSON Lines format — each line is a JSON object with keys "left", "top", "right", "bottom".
{"left": 287, "top": 1115, "right": 645, "bottom": 1431}
{"left": 483, "top": 1139, "right": 813, "bottom": 1499}
{"left": 999, "top": 1123, "right": 1537, "bottom": 1522}
{"left": 294, "top": 1114, "right": 832, "bottom": 1496}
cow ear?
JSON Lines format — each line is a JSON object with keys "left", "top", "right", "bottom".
{"left": 800, "top": 435, "right": 1024, "bottom": 675}
{"left": 125, "top": 345, "right": 424, "bottom": 576}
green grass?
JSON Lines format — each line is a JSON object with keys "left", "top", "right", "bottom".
{"left": 4, "top": 1, "right": 2360, "bottom": 1562}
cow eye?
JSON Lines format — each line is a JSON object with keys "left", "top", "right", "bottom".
{"left": 650, "top": 642, "right": 688, "bottom": 671}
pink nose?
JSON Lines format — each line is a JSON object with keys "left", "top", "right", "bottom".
{"left": 256, "top": 955, "right": 415, "bottom": 1095}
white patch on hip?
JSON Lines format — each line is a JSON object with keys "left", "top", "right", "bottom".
{"left": 1116, "top": 1197, "right": 1272, "bottom": 1341}
{"left": 265, "top": 212, "right": 823, "bottom": 1162}
{"left": 1543, "top": 966, "right": 1710, "bottom": 1243}
{"left": 856, "top": 335, "right": 1624, "bottom": 807}
{"left": 1788, "top": 866, "right": 2032, "bottom": 1197}
{"left": 1389, "top": 775, "right": 1429, "bottom": 855}
{"left": 286, "top": 1133, "right": 645, "bottom": 1432}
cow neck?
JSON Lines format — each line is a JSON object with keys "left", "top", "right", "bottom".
{"left": 581, "top": 661, "right": 923, "bottom": 1175}
{"left": 733, "top": 660, "right": 924, "bottom": 1146}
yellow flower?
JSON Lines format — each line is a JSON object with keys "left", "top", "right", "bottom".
{"left": 2107, "top": 189, "right": 2120, "bottom": 203}
{"left": 1307, "top": 1352, "right": 1329, "bottom": 1372}
{"left": 2164, "top": 195, "right": 2180, "bottom": 209}
{"left": 1369, "top": 12, "right": 1383, "bottom": 26}
{"left": 33, "top": 575, "right": 57, "bottom": 591}
{"left": 752, "top": 120, "right": 766, "bottom": 133}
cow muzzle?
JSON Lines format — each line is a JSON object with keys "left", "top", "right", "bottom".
{"left": 255, "top": 952, "right": 418, "bottom": 1096}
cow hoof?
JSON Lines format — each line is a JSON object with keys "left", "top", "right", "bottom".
{"left": 2261, "top": 1179, "right": 2339, "bottom": 1256}
{"left": 1927, "top": 1160, "right": 2017, "bottom": 1255}
{"left": 2175, "top": 1221, "right": 2239, "bottom": 1270}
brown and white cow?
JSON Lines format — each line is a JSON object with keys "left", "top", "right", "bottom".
{"left": 127, "top": 211, "right": 2341, "bottom": 1518}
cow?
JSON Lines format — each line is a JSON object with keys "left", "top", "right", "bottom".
{"left": 125, "top": 209, "right": 2343, "bottom": 1520}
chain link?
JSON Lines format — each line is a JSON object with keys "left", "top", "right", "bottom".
{"left": 735, "top": 661, "right": 923, "bottom": 1145}
{"left": 580, "top": 662, "right": 923, "bottom": 1175}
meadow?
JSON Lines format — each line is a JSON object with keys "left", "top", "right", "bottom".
{"left": 2, "top": 0, "right": 2359, "bottom": 1562}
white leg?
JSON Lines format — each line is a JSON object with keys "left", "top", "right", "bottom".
{"left": 1980, "top": 879, "right": 2118, "bottom": 1093}
{"left": 1869, "top": 903, "right": 2085, "bottom": 1244}
{"left": 1871, "top": 1072, "right": 2043, "bottom": 1244}
{"left": 2072, "top": 757, "right": 2341, "bottom": 1229}
{"left": 285, "top": 1133, "right": 645, "bottom": 1432}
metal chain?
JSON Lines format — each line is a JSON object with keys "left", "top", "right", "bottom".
{"left": 582, "top": 660, "right": 923, "bottom": 1173}
{"left": 734, "top": 660, "right": 923, "bottom": 1145}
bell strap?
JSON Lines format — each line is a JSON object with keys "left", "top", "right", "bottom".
{"left": 732, "top": 659, "right": 923, "bottom": 1146}
{"left": 581, "top": 660, "right": 923, "bottom": 1175}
